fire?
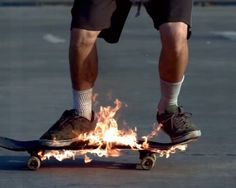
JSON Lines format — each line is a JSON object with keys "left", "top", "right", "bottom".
{"left": 38, "top": 150, "right": 76, "bottom": 161}
{"left": 84, "top": 154, "right": 92, "bottom": 163}
{"left": 38, "top": 99, "right": 187, "bottom": 163}
{"left": 152, "top": 144, "right": 187, "bottom": 158}
{"left": 76, "top": 99, "right": 142, "bottom": 157}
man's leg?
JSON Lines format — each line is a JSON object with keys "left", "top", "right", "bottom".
{"left": 159, "top": 22, "right": 188, "bottom": 83}
{"left": 69, "top": 29, "right": 100, "bottom": 121}
{"left": 143, "top": 0, "right": 201, "bottom": 143}
{"left": 39, "top": 0, "right": 132, "bottom": 146}
{"left": 69, "top": 29, "right": 100, "bottom": 91}
{"left": 157, "top": 22, "right": 201, "bottom": 143}
{"left": 158, "top": 22, "right": 188, "bottom": 114}
{"left": 40, "top": 29, "right": 100, "bottom": 145}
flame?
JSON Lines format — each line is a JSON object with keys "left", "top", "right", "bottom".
{"left": 84, "top": 154, "right": 92, "bottom": 163}
{"left": 38, "top": 150, "right": 76, "bottom": 161}
{"left": 151, "top": 144, "right": 187, "bottom": 158}
{"left": 76, "top": 99, "right": 142, "bottom": 156}
{"left": 38, "top": 99, "right": 187, "bottom": 163}
{"left": 144, "top": 123, "right": 163, "bottom": 140}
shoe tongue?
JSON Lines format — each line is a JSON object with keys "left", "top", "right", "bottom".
{"left": 165, "top": 105, "right": 178, "bottom": 113}
{"left": 63, "top": 109, "right": 79, "bottom": 117}
{"left": 70, "top": 109, "right": 79, "bottom": 116}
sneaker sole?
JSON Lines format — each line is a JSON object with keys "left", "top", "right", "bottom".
{"left": 171, "top": 130, "right": 202, "bottom": 144}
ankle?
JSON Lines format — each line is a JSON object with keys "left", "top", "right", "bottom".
{"left": 72, "top": 88, "right": 93, "bottom": 121}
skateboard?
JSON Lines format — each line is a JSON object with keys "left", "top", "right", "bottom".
{"left": 0, "top": 136, "right": 191, "bottom": 170}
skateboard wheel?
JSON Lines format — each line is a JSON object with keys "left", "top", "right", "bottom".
{"left": 140, "top": 156, "right": 155, "bottom": 170}
{"left": 27, "top": 156, "right": 41, "bottom": 170}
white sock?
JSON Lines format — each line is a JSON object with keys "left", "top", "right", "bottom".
{"left": 72, "top": 88, "right": 93, "bottom": 121}
{"left": 158, "top": 76, "right": 185, "bottom": 114}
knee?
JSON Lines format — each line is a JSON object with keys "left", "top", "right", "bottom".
{"left": 160, "top": 22, "right": 188, "bottom": 55}
{"left": 70, "top": 29, "right": 100, "bottom": 49}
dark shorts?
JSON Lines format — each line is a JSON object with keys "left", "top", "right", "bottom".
{"left": 71, "top": 0, "right": 193, "bottom": 43}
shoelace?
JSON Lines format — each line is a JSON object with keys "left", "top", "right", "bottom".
{"left": 164, "top": 107, "right": 193, "bottom": 130}
{"left": 171, "top": 108, "right": 192, "bottom": 130}
{"left": 57, "top": 110, "right": 79, "bottom": 130}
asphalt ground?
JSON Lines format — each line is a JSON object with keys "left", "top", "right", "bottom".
{"left": 0, "top": 5, "right": 235, "bottom": 188}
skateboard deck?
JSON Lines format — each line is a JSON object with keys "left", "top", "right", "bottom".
{"left": 0, "top": 136, "right": 192, "bottom": 170}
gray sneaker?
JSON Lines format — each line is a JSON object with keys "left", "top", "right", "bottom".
{"left": 40, "top": 109, "right": 96, "bottom": 146}
{"left": 156, "top": 105, "right": 201, "bottom": 143}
